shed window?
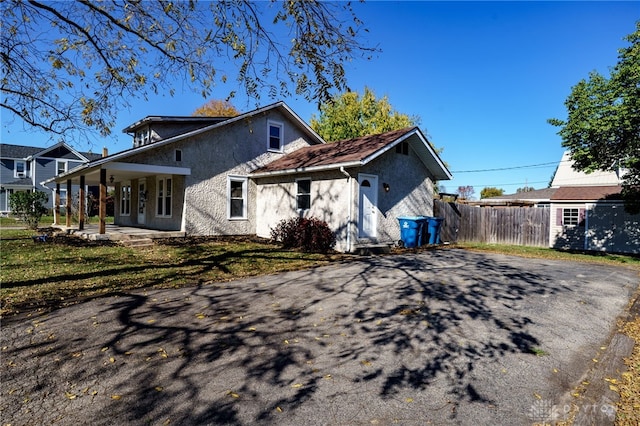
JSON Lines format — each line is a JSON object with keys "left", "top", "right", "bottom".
{"left": 562, "top": 208, "right": 582, "bottom": 226}
{"left": 296, "top": 179, "right": 311, "bottom": 210}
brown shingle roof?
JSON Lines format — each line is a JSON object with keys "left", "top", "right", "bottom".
{"left": 253, "top": 127, "right": 416, "bottom": 174}
{"left": 550, "top": 185, "right": 623, "bottom": 201}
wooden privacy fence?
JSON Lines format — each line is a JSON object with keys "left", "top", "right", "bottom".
{"left": 434, "top": 200, "right": 550, "bottom": 247}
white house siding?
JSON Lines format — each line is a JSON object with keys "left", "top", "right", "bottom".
{"left": 255, "top": 170, "right": 352, "bottom": 252}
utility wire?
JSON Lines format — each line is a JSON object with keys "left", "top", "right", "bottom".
{"left": 451, "top": 161, "right": 564, "bottom": 173}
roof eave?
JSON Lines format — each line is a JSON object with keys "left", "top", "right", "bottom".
{"left": 250, "top": 161, "right": 363, "bottom": 178}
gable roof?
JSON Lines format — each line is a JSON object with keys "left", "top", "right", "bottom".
{"left": 1, "top": 144, "right": 45, "bottom": 158}
{"left": 551, "top": 185, "right": 623, "bottom": 201}
{"left": 1, "top": 142, "right": 101, "bottom": 161}
{"left": 251, "top": 127, "right": 452, "bottom": 180}
{"left": 44, "top": 101, "right": 325, "bottom": 186}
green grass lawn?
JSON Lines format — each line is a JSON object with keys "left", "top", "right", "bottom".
{"left": 0, "top": 228, "right": 341, "bottom": 317}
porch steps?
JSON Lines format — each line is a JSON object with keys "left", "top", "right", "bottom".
{"left": 353, "top": 243, "right": 392, "bottom": 256}
{"left": 119, "top": 237, "right": 154, "bottom": 248}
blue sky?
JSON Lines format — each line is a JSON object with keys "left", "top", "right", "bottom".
{"left": 1, "top": 1, "right": 637, "bottom": 197}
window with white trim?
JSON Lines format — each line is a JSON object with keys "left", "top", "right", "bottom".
{"left": 296, "top": 178, "right": 311, "bottom": 211}
{"left": 56, "top": 160, "right": 67, "bottom": 175}
{"left": 120, "top": 184, "right": 131, "bottom": 216}
{"left": 156, "top": 177, "right": 172, "bottom": 217}
{"left": 267, "top": 121, "right": 283, "bottom": 152}
{"left": 562, "top": 208, "right": 579, "bottom": 226}
{"left": 228, "top": 176, "right": 247, "bottom": 219}
{"left": 134, "top": 127, "right": 150, "bottom": 147}
{"left": 15, "top": 161, "right": 26, "bottom": 178}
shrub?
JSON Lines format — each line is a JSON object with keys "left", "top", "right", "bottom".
{"left": 271, "top": 217, "right": 336, "bottom": 253}
{"left": 8, "top": 190, "right": 48, "bottom": 230}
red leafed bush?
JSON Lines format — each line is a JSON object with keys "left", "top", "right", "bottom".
{"left": 270, "top": 217, "right": 336, "bottom": 253}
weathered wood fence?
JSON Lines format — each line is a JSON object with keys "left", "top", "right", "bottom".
{"left": 434, "top": 200, "right": 550, "bottom": 247}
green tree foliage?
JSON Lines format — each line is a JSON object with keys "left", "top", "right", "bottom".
{"left": 2, "top": 1, "right": 376, "bottom": 140}
{"left": 192, "top": 99, "right": 240, "bottom": 117}
{"left": 480, "top": 187, "right": 505, "bottom": 199}
{"left": 8, "top": 191, "right": 48, "bottom": 230}
{"left": 549, "top": 22, "right": 640, "bottom": 213}
{"left": 310, "top": 87, "right": 419, "bottom": 141}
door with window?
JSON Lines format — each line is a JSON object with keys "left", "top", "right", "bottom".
{"left": 358, "top": 174, "right": 378, "bottom": 239}
{"left": 138, "top": 179, "right": 146, "bottom": 225}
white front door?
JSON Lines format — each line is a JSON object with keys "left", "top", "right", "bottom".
{"left": 137, "top": 179, "right": 146, "bottom": 225}
{"left": 358, "top": 174, "right": 378, "bottom": 238}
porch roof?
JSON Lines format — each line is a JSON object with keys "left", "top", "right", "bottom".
{"left": 41, "top": 161, "right": 191, "bottom": 187}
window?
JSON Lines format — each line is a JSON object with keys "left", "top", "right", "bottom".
{"left": 134, "top": 127, "right": 150, "bottom": 147}
{"left": 562, "top": 208, "right": 579, "bottom": 226}
{"left": 296, "top": 179, "right": 311, "bottom": 210}
{"left": 156, "top": 177, "right": 172, "bottom": 217}
{"left": 395, "top": 141, "right": 409, "bottom": 155}
{"left": 56, "top": 160, "right": 67, "bottom": 175}
{"left": 267, "top": 121, "right": 283, "bottom": 152}
{"left": 120, "top": 184, "right": 131, "bottom": 216}
{"left": 228, "top": 176, "right": 247, "bottom": 219}
{"left": 15, "top": 161, "right": 26, "bottom": 178}
{"left": 175, "top": 149, "right": 182, "bottom": 162}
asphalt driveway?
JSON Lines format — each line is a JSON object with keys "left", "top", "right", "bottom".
{"left": 1, "top": 249, "right": 638, "bottom": 425}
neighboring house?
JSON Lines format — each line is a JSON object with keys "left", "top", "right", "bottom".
{"left": 0, "top": 142, "right": 101, "bottom": 214}
{"left": 483, "top": 151, "right": 638, "bottom": 254}
{"left": 45, "top": 102, "right": 451, "bottom": 252}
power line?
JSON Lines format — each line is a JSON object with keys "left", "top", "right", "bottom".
{"left": 451, "top": 161, "right": 562, "bottom": 173}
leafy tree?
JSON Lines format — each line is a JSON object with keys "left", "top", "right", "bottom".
{"left": 549, "top": 22, "right": 640, "bottom": 213}
{"left": 457, "top": 185, "right": 475, "bottom": 200}
{"left": 516, "top": 186, "right": 535, "bottom": 193}
{"left": 480, "top": 187, "right": 504, "bottom": 199}
{"left": 192, "top": 100, "right": 240, "bottom": 117}
{"left": 310, "top": 87, "right": 419, "bottom": 141}
{"left": 8, "top": 191, "right": 48, "bottom": 230}
{"left": 2, "top": 1, "right": 375, "bottom": 140}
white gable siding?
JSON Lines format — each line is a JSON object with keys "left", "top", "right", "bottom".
{"left": 552, "top": 151, "right": 622, "bottom": 187}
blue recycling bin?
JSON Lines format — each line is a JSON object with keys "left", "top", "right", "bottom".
{"left": 397, "top": 216, "right": 427, "bottom": 248}
{"left": 426, "top": 217, "right": 444, "bottom": 244}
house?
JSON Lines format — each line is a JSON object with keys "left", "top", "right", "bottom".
{"left": 483, "top": 151, "right": 639, "bottom": 254}
{"left": 44, "top": 102, "right": 451, "bottom": 252}
{"left": 0, "top": 142, "right": 101, "bottom": 214}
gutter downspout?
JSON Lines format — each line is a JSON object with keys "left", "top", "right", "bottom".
{"left": 340, "top": 167, "right": 353, "bottom": 253}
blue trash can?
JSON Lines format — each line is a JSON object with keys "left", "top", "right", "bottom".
{"left": 426, "top": 217, "right": 444, "bottom": 244}
{"left": 397, "top": 216, "right": 426, "bottom": 248}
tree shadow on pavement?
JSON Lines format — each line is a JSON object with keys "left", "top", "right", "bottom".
{"left": 0, "top": 249, "right": 571, "bottom": 425}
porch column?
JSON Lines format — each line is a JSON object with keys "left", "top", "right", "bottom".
{"left": 54, "top": 183, "right": 61, "bottom": 225}
{"left": 99, "top": 169, "right": 106, "bottom": 234}
{"left": 66, "top": 179, "right": 72, "bottom": 227}
{"left": 78, "top": 175, "right": 85, "bottom": 231}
